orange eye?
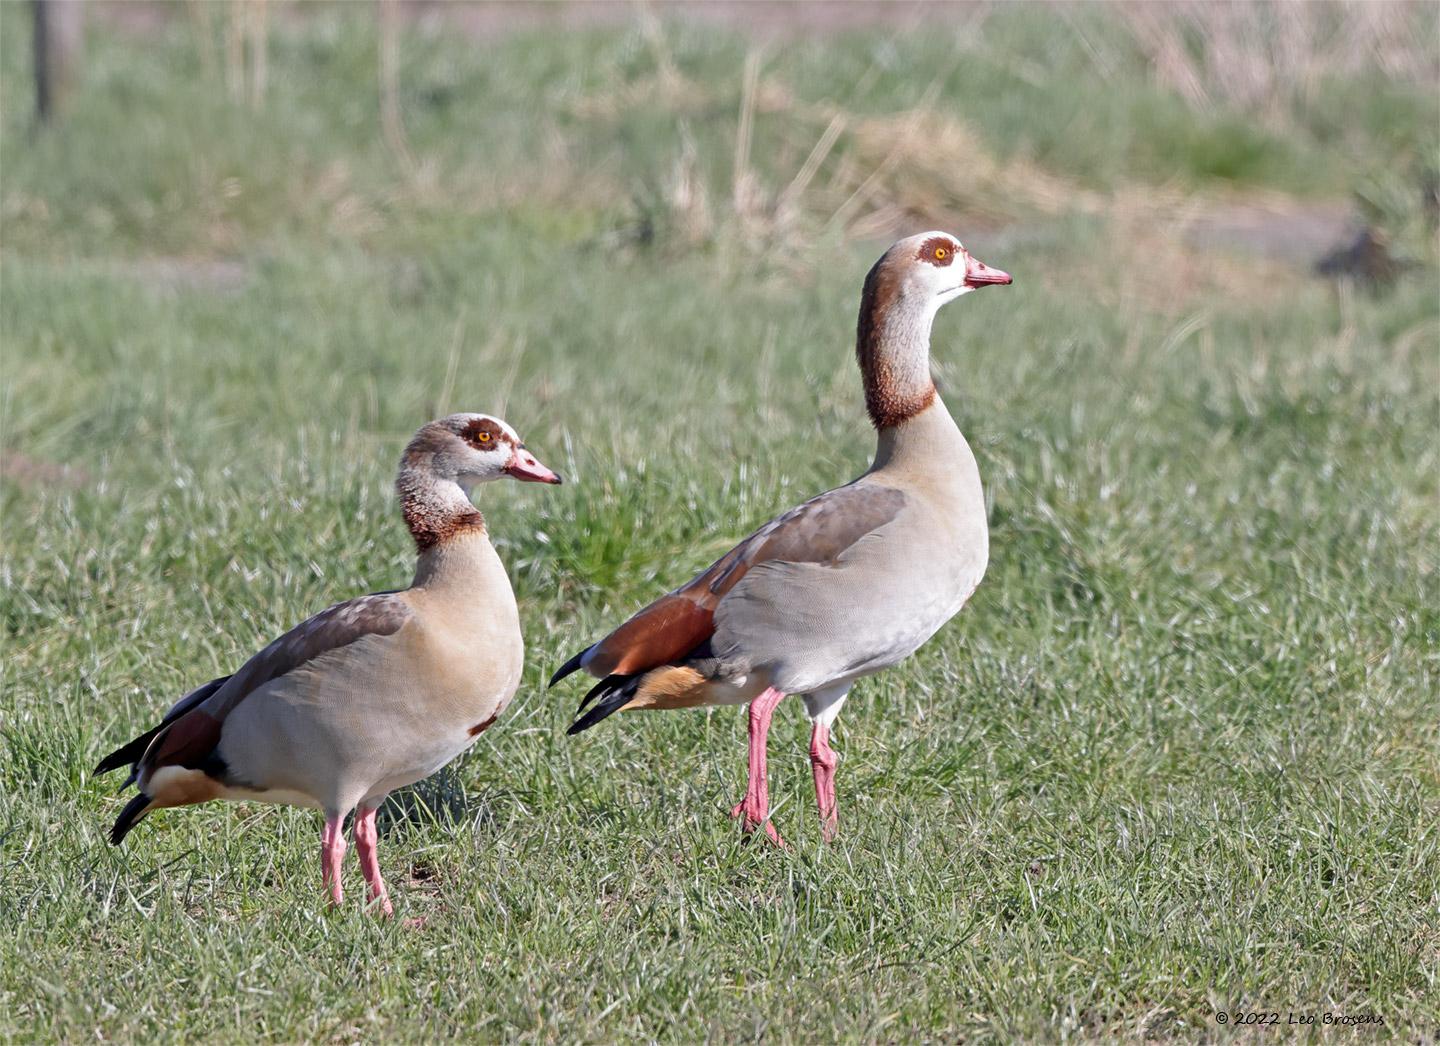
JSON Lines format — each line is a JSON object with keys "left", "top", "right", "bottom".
{"left": 934, "top": 247, "right": 948, "bottom": 259}
{"left": 477, "top": 433, "right": 491, "bottom": 443}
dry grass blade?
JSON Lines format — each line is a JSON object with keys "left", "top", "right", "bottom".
{"left": 1120, "top": 0, "right": 1439, "bottom": 117}
{"left": 776, "top": 112, "right": 847, "bottom": 223}
{"left": 732, "top": 49, "right": 765, "bottom": 229}
{"left": 379, "top": 0, "right": 417, "bottom": 176}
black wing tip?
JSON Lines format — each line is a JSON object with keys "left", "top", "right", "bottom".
{"left": 93, "top": 732, "right": 156, "bottom": 777}
{"left": 566, "top": 702, "right": 621, "bottom": 735}
{"left": 93, "top": 673, "right": 233, "bottom": 778}
{"left": 548, "top": 648, "right": 589, "bottom": 689}
{"left": 109, "top": 794, "right": 152, "bottom": 846}
{"left": 566, "top": 675, "right": 641, "bottom": 735}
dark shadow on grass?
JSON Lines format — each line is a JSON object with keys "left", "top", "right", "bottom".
{"left": 374, "top": 767, "right": 496, "bottom": 838}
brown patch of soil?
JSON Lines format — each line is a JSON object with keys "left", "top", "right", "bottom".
{"left": 2, "top": 452, "right": 91, "bottom": 489}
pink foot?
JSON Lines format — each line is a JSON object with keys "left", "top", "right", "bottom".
{"left": 354, "top": 805, "right": 394, "bottom": 917}
{"left": 729, "top": 687, "right": 788, "bottom": 847}
{"left": 729, "top": 798, "right": 786, "bottom": 846}
{"left": 321, "top": 814, "right": 347, "bottom": 906}
{"left": 809, "top": 723, "right": 839, "bottom": 842}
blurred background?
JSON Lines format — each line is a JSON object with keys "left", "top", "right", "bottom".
{"left": 7, "top": 1, "right": 1438, "bottom": 283}
{"left": 2, "top": 2, "right": 1438, "bottom": 1041}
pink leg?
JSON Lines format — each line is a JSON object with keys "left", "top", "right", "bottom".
{"left": 321, "top": 813, "right": 347, "bottom": 906}
{"left": 809, "top": 723, "right": 838, "bottom": 841}
{"left": 728, "top": 686, "right": 787, "bottom": 846}
{"left": 353, "top": 805, "right": 393, "bottom": 917}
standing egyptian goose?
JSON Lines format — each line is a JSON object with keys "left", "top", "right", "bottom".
{"left": 95, "top": 413, "right": 561, "bottom": 913}
{"left": 552, "top": 232, "right": 1011, "bottom": 844}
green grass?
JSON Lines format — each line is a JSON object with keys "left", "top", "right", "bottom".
{"left": 2, "top": 5, "right": 1437, "bottom": 1042}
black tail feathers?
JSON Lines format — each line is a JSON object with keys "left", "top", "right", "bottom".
{"left": 566, "top": 674, "right": 641, "bottom": 735}
{"left": 549, "top": 647, "right": 589, "bottom": 689}
{"left": 94, "top": 726, "right": 164, "bottom": 777}
{"left": 97, "top": 726, "right": 162, "bottom": 846}
{"left": 95, "top": 673, "right": 231, "bottom": 777}
{"left": 109, "top": 793, "right": 153, "bottom": 846}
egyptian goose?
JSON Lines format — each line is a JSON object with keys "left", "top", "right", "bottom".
{"left": 552, "top": 232, "right": 1010, "bottom": 844}
{"left": 95, "top": 413, "right": 561, "bottom": 913}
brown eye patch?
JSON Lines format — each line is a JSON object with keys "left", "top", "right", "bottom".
{"left": 461, "top": 417, "right": 510, "bottom": 449}
{"left": 918, "top": 236, "right": 958, "bottom": 267}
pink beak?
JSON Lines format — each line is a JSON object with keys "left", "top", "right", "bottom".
{"left": 964, "top": 254, "right": 1012, "bottom": 288}
{"left": 505, "top": 448, "right": 563, "bottom": 485}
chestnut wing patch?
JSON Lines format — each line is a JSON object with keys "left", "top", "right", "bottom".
{"left": 583, "top": 484, "right": 907, "bottom": 677}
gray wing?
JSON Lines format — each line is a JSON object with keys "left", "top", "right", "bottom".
{"left": 139, "top": 591, "right": 413, "bottom": 773}
{"left": 574, "top": 482, "right": 909, "bottom": 680}
{"left": 213, "top": 591, "right": 413, "bottom": 716}
{"left": 710, "top": 485, "right": 944, "bottom": 689}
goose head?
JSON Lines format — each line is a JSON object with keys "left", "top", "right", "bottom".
{"left": 407, "top": 413, "right": 562, "bottom": 490}
{"left": 878, "top": 231, "right": 1012, "bottom": 311}
{"left": 856, "top": 232, "right": 1013, "bottom": 429}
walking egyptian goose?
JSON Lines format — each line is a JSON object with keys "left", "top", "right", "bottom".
{"left": 552, "top": 232, "right": 1010, "bottom": 844}
{"left": 95, "top": 414, "right": 561, "bottom": 913}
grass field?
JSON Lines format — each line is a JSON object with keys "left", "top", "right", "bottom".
{"left": 2, "top": 3, "right": 1438, "bottom": 1041}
